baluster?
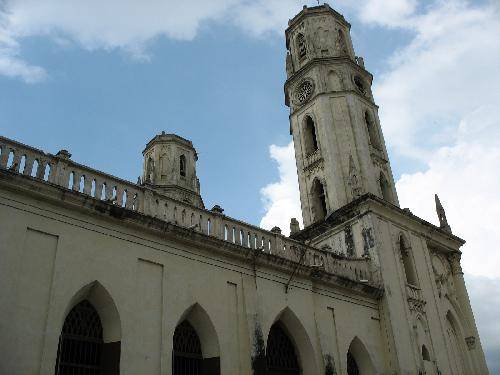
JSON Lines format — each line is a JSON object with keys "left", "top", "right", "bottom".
{"left": 36, "top": 160, "right": 46, "bottom": 179}
{"left": 24, "top": 154, "right": 34, "bottom": 176}
{"left": 72, "top": 172, "right": 80, "bottom": 191}
{"left": 0, "top": 146, "right": 8, "bottom": 168}
{"left": 94, "top": 179, "right": 103, "bottom": 199}
{"left": 83, "top": 175, "right": 92, "bottom": 195}
{"left": 115, "top": 186, "right": 122, "bottom": 206}
{"left": 11, "top": 151, "right": 21, "bottom": 172}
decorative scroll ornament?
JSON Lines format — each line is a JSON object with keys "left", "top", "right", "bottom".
{"left": 295, "top": 79, "right": 315, "bottom": 105}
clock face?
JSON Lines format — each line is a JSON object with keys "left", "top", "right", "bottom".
{"left": 295, "top": 79, "right": 314, "bottom": 104}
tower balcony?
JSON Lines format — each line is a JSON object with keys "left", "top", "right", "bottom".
{"left": 303, "top": 149, "right": 323, "bottom": 171}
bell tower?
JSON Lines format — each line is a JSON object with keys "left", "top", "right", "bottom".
{"left": 285, "top": 4, "right": 399, "bottom": 228}
{"left": 142, "top": 132, "right": 204, "bottom": 208}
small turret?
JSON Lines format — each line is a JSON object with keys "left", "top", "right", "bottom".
{"left": 142, "top": 132, "right": 204, "bottom": 208}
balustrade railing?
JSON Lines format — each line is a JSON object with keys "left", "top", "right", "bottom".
{"left": 0, "top": 135, "right": 379, "bottom": 287}
{"left": 304, "top": 149, "right": 322, "bottom": 169}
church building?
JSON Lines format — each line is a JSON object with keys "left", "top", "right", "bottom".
{"left": 0, "top": 4, "right": 488, "bottom": 375}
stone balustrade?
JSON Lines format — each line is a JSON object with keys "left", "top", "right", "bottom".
{"left": 0, "top": 135, "right": 378, "bottom": 288}
{"left": 303, "top": 149, "right": 322, "bottom": 170}
{"left": 0, "top": 136, "right": 143, "bottom": 212}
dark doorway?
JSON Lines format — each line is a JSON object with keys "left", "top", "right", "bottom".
{"left": 347, "top": 351, "right": 360, "bottom": 375}
{"left": 55, "top": 300, "right": 103, "bottom": 375}
{"left": 173, "top": 320, "right": 203, "bottom": 375}
{"left": 266, "top": 323, "right": 300, "bottom": 375}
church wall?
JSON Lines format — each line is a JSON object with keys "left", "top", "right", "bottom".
{"left": 0, "top": 185, "right": 386, "bottom": 375}
{"left": 370, "top": 207, "right": 486, "bottom": 375}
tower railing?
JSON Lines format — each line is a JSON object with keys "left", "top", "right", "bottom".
{"left": 0, "top": 135, "right": 379, "bottom": 288}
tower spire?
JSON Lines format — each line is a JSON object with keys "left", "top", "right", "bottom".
{"left": 435, "top": 194, "right": 452, "bottom": 233}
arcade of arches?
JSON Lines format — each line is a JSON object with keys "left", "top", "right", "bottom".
{"left": 54, "top": 296, "right": 379, "bottom": 375}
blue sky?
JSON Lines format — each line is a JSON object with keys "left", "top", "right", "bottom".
{"left": 1, "top": 0, "right": 499, "bottom": 372}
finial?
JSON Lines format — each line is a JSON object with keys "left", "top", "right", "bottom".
{"left": 271, "top": 226, "right": 282, "bottom": 235}
{"left": 290, "top": 218, "right": 300, "bottom": 235}
{"left": 210, "top": 205, "right": 224, "bottom": 214}
{"left": 435, "top": 194, "right": 452, "bottom": 233}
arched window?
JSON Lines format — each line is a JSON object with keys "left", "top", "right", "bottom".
{"left": 296, "top": 33, "right": 307, "bottom": 59}
{"left": 266, "top": 322, "right": 300, "bottom": 375}
{"left": 365, "top": 111, "right": 381, "bottom": 149}
{"left": 422, "top": 345, "right": 431, "bottom": 361}
{"left": 146, "top": 157, "right": 154, "bottom": 183}
{"left": 347, "top": 337, "right": 376, "bottom": 375}
{"left": 304, "top": 116, "right": 319, "bottom": 155}
{"left": 172, "top": 320, "right": 203, "bottom": 375}
{"left": 400, "top": 234, "right": 418, "bottom": 286}
{"left": 347, "top": 351, "right": 360, "bottom": 375}
{"left": 337, "top": 30, "right": 349, "bottom": 55}
{"left": 311, "top": 179, "right": 327, "bottom": 222}
{"left": 379, "top": 172, "right": 392, "bottom": 203}
{"left": 180, "top": 155, "right": 186, "bottom": 177}
{"left": 354, "top": 76, "right": 366, "bottom": 95}
{"left": 55, "top": 300, "right": 103, "bottom": 375}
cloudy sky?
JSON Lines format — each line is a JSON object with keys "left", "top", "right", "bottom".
{"left": 1, "top": 0, "right": 499, "bottom": 371}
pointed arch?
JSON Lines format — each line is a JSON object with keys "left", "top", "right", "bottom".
{"left": 399, "top": 233, "right": 418, "bottom": 286}
{"left": 379, "top": 172, "right": 392, "bottom": 203}
{"left": 173, "top": 303, "right": 220, "bottom": 374}
{"left": 347, "top": 336, "right": 375, "bottom": 375}
{"left": 180, "top": 154, "right": 186, "bottom": 177}
{"left": 296, "top": 33, "right": 307, "bottom": 59}
{"left": 311, "top": 178, "right": 327, "bottom": 222}
{"left": 364, "top": 111, "right": 381, "bottom": 149}
{"left": 445, "top": 310, "right": 471, "bottom": 375}
{"left": 146, "top": 156, "right": 154, "bottom": 183}
{"left": 303, "top": 115, "right": 319, "bottom": 155}
{"left": 56, "top": 281, "right": 121, "bottom": 375}
{"left": 266, "top": 307, "right": 319, "bottom": 375}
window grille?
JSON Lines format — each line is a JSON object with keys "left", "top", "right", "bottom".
{"left": 266, "top": 323, "right": 300, "bottom": 375}
{"left": 347, "top": 351, "right": 360, "bottom": 375}
{"left": 55, "top": 300, "right": 103, "bottom": 375}
{"left": 173, "top": 320, "right": 203, "bottom": 375}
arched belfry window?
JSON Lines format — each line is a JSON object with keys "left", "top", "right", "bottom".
{"left": 365, "top": 111, "right": 381, "bottom": 150}
{"left": 337, "top": 30, "right": 349, "bottom": 56}
{"left": 55, "top": 300, "right": 103, "bottom": 375}
{"left": 266, "top": 322, "right": 300, "bottom": 375}
{"left": 180, "top": 155, "right": 186, "bottom": 177}
{"left": 146, "top": 157, "right": 154, "bottom": 183}
{"left": 304, "top": 116, "right": 319, "bottom": 155}
{"left": 379, "top": 172, "right": 392, "bottom": 203}
{"left": 173, "top": 320, "right": 202, "bottom": 374}
{"left": 311, "top": 179, "right": 327, "bottom": 222}
{"left": 400, "top": 234, "right": 418, "bottom": 286}
{"left": 296, "top": 33, "right": 307, "bottom": 60}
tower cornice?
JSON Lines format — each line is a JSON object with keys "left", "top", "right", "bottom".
{"left": 286, "top": 4, "right": 351, "bottom": 49}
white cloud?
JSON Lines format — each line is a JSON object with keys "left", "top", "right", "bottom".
{"left": 259, "top": 142, "right": 302, "bottom": 235}
{"left": 359, "top": 0, "right": 417, "bottom": 27}
{"left": 375, "top": 0, "right": 500, "bottom": 158}
{"left": 396, "top": 105, "right": 500, "bottom": 277}
{"left": 0, "top": 0, "right": 430, "bottom": 82}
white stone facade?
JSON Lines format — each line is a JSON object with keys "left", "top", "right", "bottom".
{"left": 0, "top": 4, "right": 489, "bottom": 375}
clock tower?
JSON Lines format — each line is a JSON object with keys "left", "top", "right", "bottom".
{"left": 285, "top": 4, "right": 399, "bottom": 227}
